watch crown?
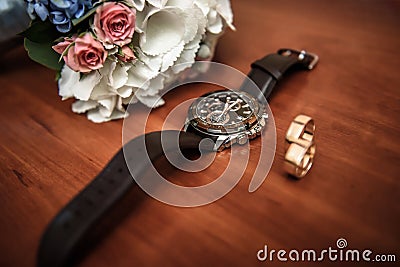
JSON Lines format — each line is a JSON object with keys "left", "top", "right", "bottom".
{"left": 237, "top": 134, "right": 248, "bottom": 145}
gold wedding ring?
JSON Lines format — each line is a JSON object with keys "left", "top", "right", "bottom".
{"left": 285, "top": 115, "right": 316, "bottom": 178}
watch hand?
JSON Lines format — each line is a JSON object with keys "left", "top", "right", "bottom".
{"left": 227, "top": 99, "right": 240, "bottom": 111}
{"left": 216, "top": 99, "right": 240, "bottom": 122}
{"left": 219, "top": 101, "right": 229, "bottom": 113}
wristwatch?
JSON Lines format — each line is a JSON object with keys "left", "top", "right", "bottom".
{"left": 184, "top": 48, "right": 318, "bottom": 151}
{"left": 37, "top": 48, "right": 318, "bottom": 267}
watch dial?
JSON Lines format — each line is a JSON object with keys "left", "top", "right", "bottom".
{"left": 190, "top": 90, "right": 260, "bottom": 133}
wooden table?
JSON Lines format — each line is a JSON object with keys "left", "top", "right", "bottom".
{"left": 0, "top": 0, "right": 399, "bottom": 266}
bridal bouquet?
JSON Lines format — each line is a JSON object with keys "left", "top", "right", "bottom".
{"left": 23, "top": 0, "right": 234, "bottom": 122}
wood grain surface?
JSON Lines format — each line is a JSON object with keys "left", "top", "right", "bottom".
{"left": 0, "top": 0, "right": 399, "bottom": 266}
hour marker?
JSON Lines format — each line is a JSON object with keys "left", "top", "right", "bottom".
{"left": 243, "top": 110, "right": 251, "bottom": 115}
{"left": 242, "top": 103, "right": 249, "bottom": 108}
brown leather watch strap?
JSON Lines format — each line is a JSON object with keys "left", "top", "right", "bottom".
{"left": 239, "top": 49, "right": 318, "bottom": 104}
{"left": 37, "top": 130, "right": 204, "bottom": 267}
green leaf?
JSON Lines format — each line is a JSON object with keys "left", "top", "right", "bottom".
{"left": 117, "top": 47, "right": 124, "bottom": 56}
{"left": 24, "top": 38, "right": 64, "bottom": 71}
{"left": 55, "top": 71, "right": 62, "bottom": 81}
{"left": 19, "top": 20, "right": 61, "bottom": 43}
{"left": 72, "top": 7, "right": 97, "bottom": 26}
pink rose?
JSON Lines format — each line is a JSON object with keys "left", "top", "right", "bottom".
{"left": 117, "top": 45, "right": 136, "bottom": 62}
{"left": 53, "top": 33, "right": 107, "bottom": 73}
{"left": 93, "top": 2, "right": 136, "bottom": 47}
{"left": 52, "top": 37, "right": 75, "bottom": 55}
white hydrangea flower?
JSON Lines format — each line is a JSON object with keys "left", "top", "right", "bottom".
{"left": 59, "top": 59, "right": 133, "bottom": 122}
{"left": 194, "top": 0, "right": 235, "bottom": 34}
{"left": 126, "top": 1, "right": 207, "bottom": 108}
{"left": 194, "top": 0, "right": 235, "bottom": 60}
{"left": 125, "top": 0, "right": 146, "bottom": 11}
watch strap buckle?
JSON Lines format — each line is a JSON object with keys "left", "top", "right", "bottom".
{"left": 278, "top": 48, "right": 319, "bottom": 70}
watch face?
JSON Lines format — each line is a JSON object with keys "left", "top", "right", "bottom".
{"left": 188, "top": 90, "right": 262, "bottom": 135}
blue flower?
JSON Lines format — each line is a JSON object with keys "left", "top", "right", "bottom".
{"left": 26, "top": 0, "right": 93, "bottom": 33}
{"left": 49, "top": 11, "right": 72, "bottom": 33}
{"left": 49, "top": 0, "right": 93, "bottom": 19}
{"left": 26, "top": 0, "right": 50, "bottom": 21}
